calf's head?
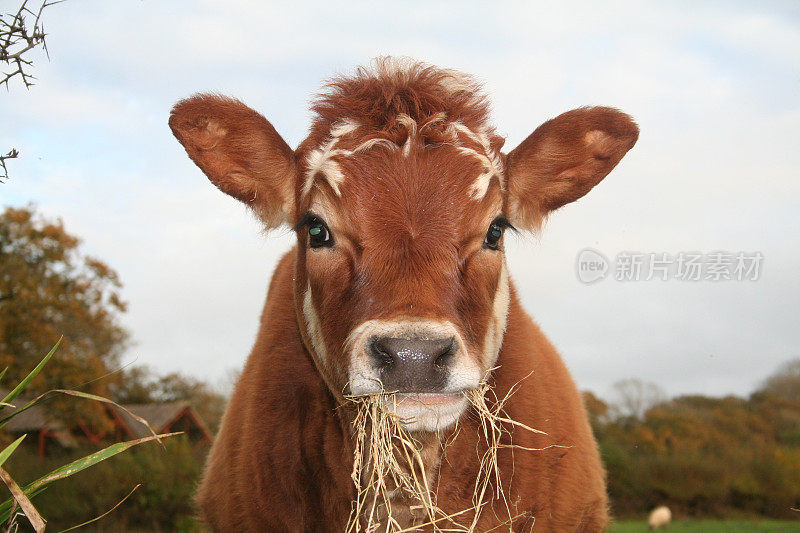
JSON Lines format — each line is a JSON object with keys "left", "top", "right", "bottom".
{"left": 169, "top": 60, "right": 638, "bottom": 432}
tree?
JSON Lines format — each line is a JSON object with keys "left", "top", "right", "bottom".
{"left": 610, "top": 378, "right": 666, "bottom": 422}
{"left": 0, "top": 205, "right": 129, "bottom": 425}
{"left": 582, "top": 390, "right": 610, "bottom": 435}
{"left": 758, "top": 358, "right": 800, "bottom": 403}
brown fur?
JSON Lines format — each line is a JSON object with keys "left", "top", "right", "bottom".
{"left": 169, "top": 58, "right": 638, "bottom": 532}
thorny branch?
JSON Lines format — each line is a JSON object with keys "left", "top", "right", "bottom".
{"left": 1, "top": 0, "right": 63, "bottom": 181}
{"left": 0, "top": 149, "right": 18, "bottom": 182}
{"left": 1, "top": 0, "right": 61, "bottom": 89}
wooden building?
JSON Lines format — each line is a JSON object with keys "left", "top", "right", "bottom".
{"left": 2, "top": 398, "right": 213, "bottom": 456}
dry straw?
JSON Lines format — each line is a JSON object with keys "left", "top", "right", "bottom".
{"left": 345, "top": 373, "right": 564, "bottom": 532}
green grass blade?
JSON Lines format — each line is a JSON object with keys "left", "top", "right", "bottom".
{"left": 0, "top": 435, "right": 25, "bottom": 468}
{"left": 0, "top": 432, "right": 180, "bottom": 522}
{"left": 0, "top": 337, "right": 62, "bottom": 407}
{"left": 0, "top": 367, "right": 7, "bottom": 385}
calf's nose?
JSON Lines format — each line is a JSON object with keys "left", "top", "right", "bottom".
{"left": 369, "top": 336, "right": 456, "bottom": 392}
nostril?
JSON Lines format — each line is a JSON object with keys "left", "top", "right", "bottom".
{"left": 434, "top": 338, "right": 457, "bottom": 368}
{"left": 369, "top": 337, "right": 394, "bottom": 367}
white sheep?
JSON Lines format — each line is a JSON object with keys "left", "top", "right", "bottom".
{"left": 648, "top": 505, "right": 672, "bottom": 530}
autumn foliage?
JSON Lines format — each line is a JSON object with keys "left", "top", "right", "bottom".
{"left": 590, "top": 368, "right": 800, "bottom": 519}
{"left": 0, "top": 205, "right": 129, "bottom": 429}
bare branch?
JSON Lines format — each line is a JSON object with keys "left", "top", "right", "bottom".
{"left": 0, "top": 148, "right": 19, "bottom": 182}
{"left": 1, "top": 1, "right": 63, "bottom": 182}
{"left": 1, "top": 0, "right": 64, "bottom": 87}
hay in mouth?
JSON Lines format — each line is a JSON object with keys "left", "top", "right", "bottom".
{"left": 345, "top": 376, "right": 562, "bottom": 532}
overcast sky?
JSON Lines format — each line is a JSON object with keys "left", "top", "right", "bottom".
{"left": 2, "top": 0, "right": 798, "bottom": 401}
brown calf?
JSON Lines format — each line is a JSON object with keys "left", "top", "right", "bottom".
{"left": 169, "top": 58, "right": 638, "bottom": 531}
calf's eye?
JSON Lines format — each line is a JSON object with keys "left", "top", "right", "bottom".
{"left": 484, "top": 218, "right": 509, "bottom": 250}
{"left": 308, "top": 220, "right": 333, "bottom": 248}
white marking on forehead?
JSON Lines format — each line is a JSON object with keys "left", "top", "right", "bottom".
{"left": 330, "top": 118, "right": 360, "bottom": 138}
{"left": 303, "top": 120, "right": 362, "bottom": 197}
{"left": 456, "top": 145, "right": 504, "bottom": 199}
{"left": 303, "top": 119, "right": 405, "bottom": 197}
{"left": 302, "top": 115, "right": 503, "bottom": 200}
{"left": 450, "top": 121, "right": 485, "bottom": 146}
{"left": 450, "top": 122, "right": 505, "bottom": 199}
{"left": 353, "top": 137, "right": 397, "bottom": 153}
{"left": 396, "top": 113, "right": 418, "bottom": 135}
{"left": 397, "top": 114, "right": 418, "bottom": 157}
{"left": 304, "top": 143, "right": 349, "bottom": 196}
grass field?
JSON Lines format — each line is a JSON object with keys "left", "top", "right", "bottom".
{"left": 608, "top": 520, "right": 800, "bottom": 532}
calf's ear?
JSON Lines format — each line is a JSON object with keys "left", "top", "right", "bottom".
{"left": 505, "top": 106, "right": 638, "bottom": 230}
{"left": 169, "top": 94, "right": 295, "bottom": 228}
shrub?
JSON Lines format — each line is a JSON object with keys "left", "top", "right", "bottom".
{"left": 4, "top": 437, "right": 206, "bottom": 531}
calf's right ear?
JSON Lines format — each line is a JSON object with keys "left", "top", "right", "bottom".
{"left": 169, "top": 94, "right": 295, "bottom": 228}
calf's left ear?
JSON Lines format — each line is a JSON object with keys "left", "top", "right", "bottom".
{"left": 169, "top": 94, "right": 296, "bottom": 229}
{"left": 505, "top": 106, "right": 639, "bottom": 230}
